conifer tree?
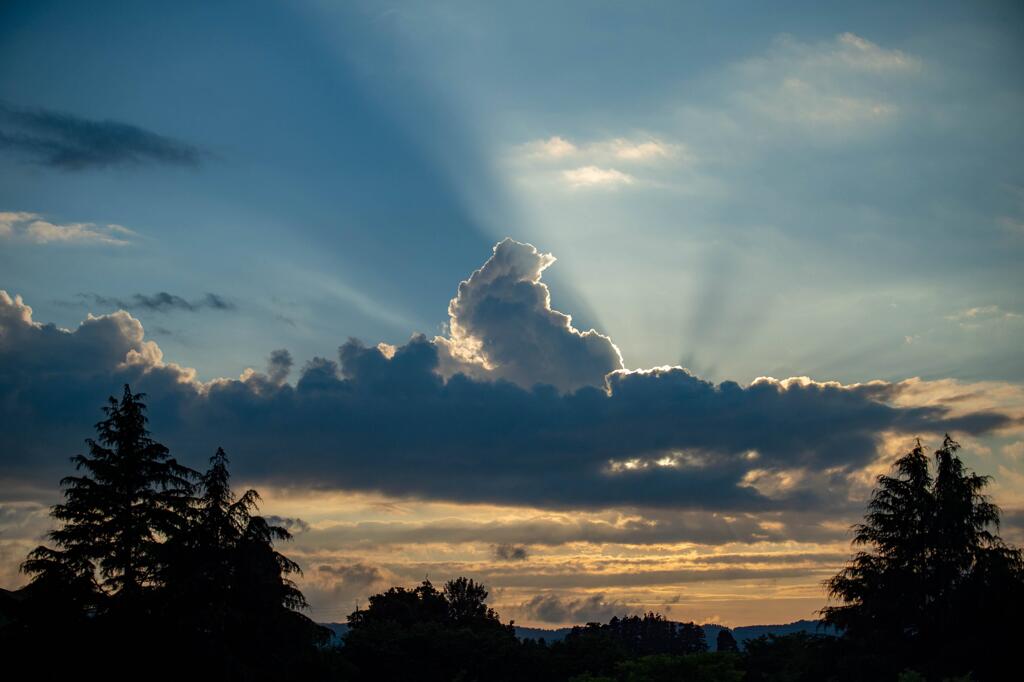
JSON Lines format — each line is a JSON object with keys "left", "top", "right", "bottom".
{"left": 162, "top": 446, "right": 328, "bottom": 675}
{"left": 22, "top": 385, "right": 195, "bottom": 614}
{"left": 823, "top": 434, "right": 1024, "bottom": 678}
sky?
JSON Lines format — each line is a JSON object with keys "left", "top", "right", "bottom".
{"left": 1, "top": 0, "right": 1023, "bottom": 627}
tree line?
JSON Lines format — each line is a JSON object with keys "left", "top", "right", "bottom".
{"left": 1, "top": 385, "right": 1022, "bottom": 681}
{"left": 1, "top": 386, "right": 329, "bottom": 679}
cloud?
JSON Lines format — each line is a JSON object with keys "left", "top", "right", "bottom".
{"left": 512, "top": 137, "right": 683, "bottom": 190}
{"left": 0, "top": 502, "right": 54, "bottom": 587}
{"left": 494, "top": 543, "right": 529, "bottom": 561}
{"left": 0, "top": 211, "right": 135, "bottom": 246}
{"left": 520, "top": 593, "right": 635, "bottom": 624}
{"left": 830, "top": 32, "right": 919, "bottom": 72}
{"left": 316, "top": 562, "right": 384, "bottom": 587}
{"left": 520, "top": 136, "right": 578, "bottom": 160}
{"left": 599, "top": 139, "right": 675, "bottom": 162}
{"left": 731, "top": 32, "right": 920, "bottom": 132}
{"left": 305, "top": 503, "right": 847, "bottom": 548}
{"left": 562, "top": 166, "right": 634, "bottom": 188}
{"left": 265, "top": 515, "right": 310, "bottom": 534}
{"left": 0, "top": 241, "right": 1014, "bottom": 514}
{"left": 309, "top": 508, "right": 847, "bottom": 548}
{"left": 474, "top": 565, "right": 830, "bottom": 590}
{"left": 435, "top": 238, "right": 624, "bottom": 392}
{"left": 519, "top": 136, "right": 681, "bottom": 164}
{"left": 945, "top": 305, "right": 1021, "bottom": 325}
{"left": 305, "top": 562, "right": 391, "bottom": 618}
{"left": 77, "top": 291, "right": 237, "bottom": 313}
{"left": 0, "top": 102, "right": 203, "bottom": 170}
{"left": 266, "top": 349, "right": 294, "bottom": 386}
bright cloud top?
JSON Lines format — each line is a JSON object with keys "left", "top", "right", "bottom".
{"left": 436, "top": 238, "right": 624, "bottom": 392}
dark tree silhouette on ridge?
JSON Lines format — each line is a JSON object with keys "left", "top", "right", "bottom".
{"left": 717, "top": 628, "right": 739, "bottom": 653}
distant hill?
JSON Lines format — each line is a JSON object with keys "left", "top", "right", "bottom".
{"left": 322, "top": 618, "right": 837, "bottom": 649}
{"left": 513, "top": 625, "right": 573, "bottom": 642}
{"left": 323, "top": 622, "right": 348, "bottom": 644}
{"left": 703, "top": 619, "right": 837, "bottom": 651}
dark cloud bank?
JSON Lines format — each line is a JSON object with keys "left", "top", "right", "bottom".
{"left": 0, "top": 102, "right": 202, "bottom": 170}
{"left": 0, "top": 240, "right": 1012, "bottom": 513}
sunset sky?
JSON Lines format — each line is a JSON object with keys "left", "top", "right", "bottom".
{"left": 2, "top": 0, "right": 1023, "bottom": 628}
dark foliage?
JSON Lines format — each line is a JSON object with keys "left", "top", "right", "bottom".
{"left": 342, "top": 577, "right": 522, "bottom": 681}
{"left": 530, "top": 613, "right": 708, "bottom": 681}
{"left": 822, "top": 435, "right": 1024, "bottom": 680}
{"left": 716, "top": 628, "right": 738, "bottom": 653}
{"left": 161, "top": 447, "right": 330, "bottom": 678}
{"left": 613, "top": 652, "right": 743, "bottom": 682}
{"left": 742, "top": 632, "right": 848, "bottom": 682}
{"left": 565, "top": 613, "right": 707, "bottom": 657}
{"left": 1, "top": 385, "right": 327, "bottom": 680}
{"left": 23, "top": 386, "right": 194, "bottom": 610}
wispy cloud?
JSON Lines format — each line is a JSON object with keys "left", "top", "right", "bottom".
{"left": 520, "top": 136, "right": 682, "bottom": 164}
{"left": 731, "top": 32, "right": 920, "bottom": 130}
{"left": 829, "top": 32, "right": 919, "bottom": 72}
{"left": 77, "top": 291, "right": 237, "bottom": 313}
{"left": 599, "top": 138, "right": 676, "bottom": 162}
{"left": 945, "top": 305, "right": 1021, "bottom": 325}
{"left": 0, "top": 101, "right": 203, "bottom": 171}
{"left": 562, "top": 165, "right": 634, "bottom": 189}
{"left": 0, "top": 211, "right": 136, "bottom": 246}
{"left": 520, "top": 593, "right": 636, "bottom": 624}
{"left": 520, "top": 136, "right": 578, "bottom": 160}
{"left": 513, "top": 135, "right": 686, "bottom": 190}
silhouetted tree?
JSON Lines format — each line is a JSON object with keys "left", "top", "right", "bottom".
{"left": 343, "top": 577, "right": 520, "bottom": 681}
{"left": 444, "top": 576, "right": 508, "bottom": 629}
{"left": 551, "top": 612, "right": 708, "bottom": 679}
{"left": 11, "top": 386, "right": 194, "bottom": 676}
{"left": 162, "top": 447, "right": 329, "bottom": 678}
{"left": 571, "top": 613, "right": 706, "bottom": 656}
{"left": 5, "top": 388, "right": 329, "bottom": 680}
{"left": 22, "top": 385, "right": 195, "bottom": 615}
{"left": 347, "top": 578, "right": 449, "bottom": 629}
{"left": 716, "top": 628, "right": 739, "bottom": 653}
{"left": 823, "top": 435, "right": 1024, "bottom": 679}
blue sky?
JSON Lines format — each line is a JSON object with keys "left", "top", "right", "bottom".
{"left": 2, "top": 0, "right": 1023, "bottom": 626}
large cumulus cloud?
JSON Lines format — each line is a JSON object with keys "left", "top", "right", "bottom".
{"left": 0, "top": 241, "right": 1013, "bottom": 513}
{"left": 435, "top": 238, "right": 623, "bottom": 392}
